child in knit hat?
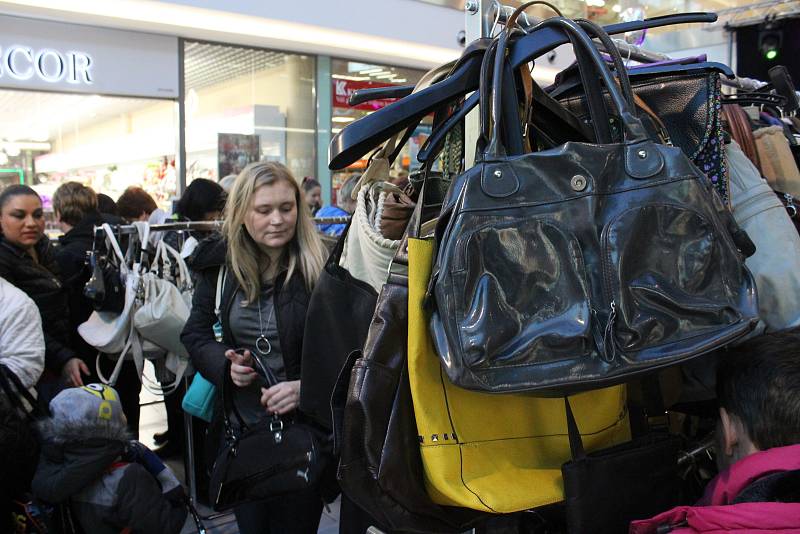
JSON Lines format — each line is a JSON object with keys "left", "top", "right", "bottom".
{"left": 31, "top": 384, "right": 187, "bottom": 534}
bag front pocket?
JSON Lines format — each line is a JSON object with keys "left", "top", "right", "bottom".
{"left": 602, "top": 204, "right": 741, "bottom": 357}
{"left": 453, "top": 218, "right": 594, "bottom": 371}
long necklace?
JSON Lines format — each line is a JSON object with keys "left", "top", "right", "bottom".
{"left": 256, "top": 293, "right": 275, "bottom": 356}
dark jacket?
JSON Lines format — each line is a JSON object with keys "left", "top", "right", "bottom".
{"left": 0, "top": 235, "right": 75, "bottom": 373}
{"left": 180, "top": 234, "right": 311, "bottom": 389}
{"left": 55, "top": 210, "right": 125, "bottom": 364}
{"left": 32, "top": 411, "right": 187, "bottom": 533}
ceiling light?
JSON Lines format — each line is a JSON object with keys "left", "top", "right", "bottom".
{"left": 332, "top": 74, "right": 370, "bottom": 81}
{"left": 612, "top": 4, "right": 621, "bottom": 12}
{"left": 332, "top": 116, "right": 356, "bottom": 123}
{"left": 374, "top": 73, "right": 397, "bottom": 79}
{"left": 393, "top": 78, "right": 407, "bottom": 83}
{"left": 759, "top": 24, "right": 783, "bottom": 61}
{"left": 332, "top": 128, "right": 342, "bottom": 135}
{"left": 359, "top": 68, "right": 384, "bottom": 74}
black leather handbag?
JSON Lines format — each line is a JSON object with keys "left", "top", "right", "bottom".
{"left": 561, "top": 398, "right": 683, "bottom": 534}
{"left": 209, "top": 360, "right": 326, "bottom": 511}
{"left": 429, "top": 18, "right": 758, "bottom": 394}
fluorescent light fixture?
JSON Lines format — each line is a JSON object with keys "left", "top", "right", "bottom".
{"left": 612, "top": 4, "right": 621, "bottom": 12}
{"left": 358, "top": 68, "right": 384, "bottom": 74}
{"left": 393, "top": 78, "right": 407, "bottom": 83}
{"left": 332, "top": 128, "right": 342, "bottom": 134}
{"left": 2, "top": 141, "right": 51, "bottom": 151}
{"left": 0, "top": 0, "right": 460, "bottom": 67}
{"left": 332, "top": 74, "right": 370, "bottom": 81}
{"left": 332, "top": 116, "right": 356, "bottom": 123}
{"left": 374, "top": 73, "right": 397, "bottom": 79}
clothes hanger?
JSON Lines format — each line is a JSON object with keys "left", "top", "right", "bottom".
{"left": 329, "top": 12, "right": 719, "bottom": 170}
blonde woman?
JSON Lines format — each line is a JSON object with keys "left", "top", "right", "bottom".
{"left": 181, "top": 162, "right": 327, "bottom": 534}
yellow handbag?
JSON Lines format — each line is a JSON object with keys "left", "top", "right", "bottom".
{"left": 407, "top": 237, "right": 631, "bottom": 513}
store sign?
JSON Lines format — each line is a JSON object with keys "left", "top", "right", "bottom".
{"left": 333, "top": 79, "right": 396, "bottom": 111}
{"left": 1, "top": 46, "right": 93, "bottom": 84}
{"left": 0, "top": 15, "right": 178, "bottom": 98}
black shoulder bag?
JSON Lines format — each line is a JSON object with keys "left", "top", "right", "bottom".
{"left": 209, "top": 358, "right": 327, "bottom": 511}
{"left": 428, "top": 17, "right": 758, "bottom": 395}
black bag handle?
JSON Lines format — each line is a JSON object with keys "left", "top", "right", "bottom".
{"left": 564, "top": 397, "right": 586, "bottom": 461}
{"left": 220, "top": 353, "right": 285, "bottom": 438}
{"left": 0, "top": 363, "right": 44, "bottom": 420}
{"left": 484, "top": 17, "right": 662, "bottom": 178}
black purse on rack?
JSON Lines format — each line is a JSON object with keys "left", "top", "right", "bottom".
{"left": 561, "top": 398, "right": 682, "bottom": 534}
{"left": 551, "top": 62, "right": 732, "bottom": 204}
{"left": 428, "top": 17, "right": 758, "bottom": 395}
{"left": 209, "top": 359, "right": 327, "bottom": 511}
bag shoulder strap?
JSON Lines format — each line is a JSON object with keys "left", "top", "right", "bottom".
{"left": 215, "top": 265, "right": 226, "bottom": 319}
{"left": 0, "top": 363, "right": 44, "bottom": 419}
{"left": 564, "top": 397, "right": 586, "bottom": 461}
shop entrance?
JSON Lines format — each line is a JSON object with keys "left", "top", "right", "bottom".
{"left": 0, "top": 89, "right": 178, "bottom": 231}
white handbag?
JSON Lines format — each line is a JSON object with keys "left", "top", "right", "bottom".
{"left": 134, "top": 240, "right": 192, "bottom": 359}
{"left": 728, "top": 140, "right": 800, "bottom": 331}
{"left": 78, "top": 223, "right": 137, "bottom": 355}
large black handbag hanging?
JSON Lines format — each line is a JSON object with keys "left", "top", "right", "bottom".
{"left": 209, "top": 359, "right": 327, "bottom": 510}
{"left": 429, "top": 16, "right": 759, "bottom": 394}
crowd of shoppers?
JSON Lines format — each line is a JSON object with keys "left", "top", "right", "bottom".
{"left": 0, "top": 167, "right": 798, "bottom": 534}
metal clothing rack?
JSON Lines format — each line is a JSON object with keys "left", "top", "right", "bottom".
{"left": 464, "top": 1, "right": 775, "bottom": 93}
{"left": 92, "top": 216, "right": 352, "bottom": 518}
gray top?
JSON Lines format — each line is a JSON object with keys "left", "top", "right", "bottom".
{"left": 228, "top": 284, "right": 285, "bottom": 426}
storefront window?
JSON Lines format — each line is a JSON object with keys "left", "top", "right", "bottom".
{"left": 0, "top": 89, "right": 178, "bottom": 220}
{"left": 183, "top": 41, "right": 317, "bottom": 184}
{"left": 330, "top": 59, "right": 426, "bottom": 204}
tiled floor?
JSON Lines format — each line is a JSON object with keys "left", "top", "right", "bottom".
{"left": 138, "top": 366, "right": 342, "bottom": 534}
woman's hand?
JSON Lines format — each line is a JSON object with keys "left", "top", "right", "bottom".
{"left": 224, "top": 349, "right": 256, "bottom": 387}
{"left": 260, "top": 380, "right": 301, "bottom": 415}
{"left": 62, "top": 357, "right": 90, "bottom": 387}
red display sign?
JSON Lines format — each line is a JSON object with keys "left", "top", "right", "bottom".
{"left": 332, "top": 79, "right": 397, "bottom": 111}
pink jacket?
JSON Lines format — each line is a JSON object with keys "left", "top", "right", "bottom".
{"left": 630, "top": 444, "right": 800, "bottom": 533}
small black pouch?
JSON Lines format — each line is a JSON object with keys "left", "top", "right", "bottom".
{"left": 561, "top": 398, "right": 682, "bottom": 534}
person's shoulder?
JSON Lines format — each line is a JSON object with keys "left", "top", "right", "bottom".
{"left": 0, "top": 275, "right": 35, "bottom": 311}
{"left": 186, "top": 232, "right": 226, "bottom": 272}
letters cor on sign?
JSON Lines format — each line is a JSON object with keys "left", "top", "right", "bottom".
{"left": 0, "top": 45, "right": 93, "bottom": 84}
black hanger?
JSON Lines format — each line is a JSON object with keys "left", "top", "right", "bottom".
{"left": 348, "top": 85, "right": 414, "bottom": 107}
{"left": 329, "top": 12, "right": 719, "bottom": 170}
{"left": 768, "top": 65, "right": 799, "bottom": 113}
{"left": 329, "top": 38, "right": 490, "bottom": 170}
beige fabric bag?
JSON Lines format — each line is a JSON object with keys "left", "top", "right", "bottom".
{"left": 753, "top": 125, "right": 800, "bottom": 197}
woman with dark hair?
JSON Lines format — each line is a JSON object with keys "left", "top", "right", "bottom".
{"left": 176, "top": 179, "right": 225, "bottom": 223}
{"left": 156, "top": 178, "right": 226, "bottom": 457}
{"left": 0, "top": 185, "right": 84, "bottom": 405}
{"left": 163, "top": 178, "right": 226, "bottom": 260}
{"left": 96, "top": 193, "right": 118, "bottom": 216}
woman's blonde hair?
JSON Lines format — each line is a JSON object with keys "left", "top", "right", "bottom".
{"left": 223, "top": 162, "right": 326, "bottom": 303}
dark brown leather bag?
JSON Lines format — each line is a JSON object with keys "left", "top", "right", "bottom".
{"left": 332, "top": 182, "right": 485, "bottom": 533}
